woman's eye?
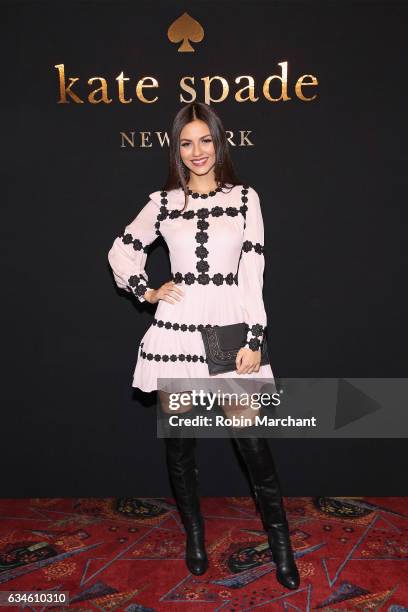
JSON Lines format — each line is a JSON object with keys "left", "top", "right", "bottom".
{"left": 181, "top": 139, "right": 212, "bottom": 148}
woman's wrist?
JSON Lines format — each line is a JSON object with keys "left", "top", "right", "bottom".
{"left": 244, "top": 324, "right": 265, "bottom": 350}
{"left": 143, "top": 288, "right": 156, "bottom": 303}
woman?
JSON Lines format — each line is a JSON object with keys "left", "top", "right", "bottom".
{"left": 107, "top": 102, "right": 300, "bottom": 590}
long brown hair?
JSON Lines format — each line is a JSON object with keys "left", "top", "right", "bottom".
{"left": 162, "top": 102, "right": 243, "bottom": 212}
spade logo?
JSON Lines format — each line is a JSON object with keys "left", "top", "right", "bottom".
{"left": 168, "top": 12, "right": 204, "bottom": 52}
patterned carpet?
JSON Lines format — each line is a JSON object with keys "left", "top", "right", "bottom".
{"left": 0, "top": 496, "right": 406, "bottom": 611}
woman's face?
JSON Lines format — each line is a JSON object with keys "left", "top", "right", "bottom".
{"left": 179, "top": 119, "right": 216, "bottom": 178}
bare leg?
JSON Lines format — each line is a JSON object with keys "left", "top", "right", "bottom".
{"left": 158, "top": 389, "right": 195, "bottom": 415}
{"left": 219, "top": 396, "right": 261, "bottom": 427}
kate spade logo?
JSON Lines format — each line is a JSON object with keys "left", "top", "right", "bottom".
{"left": 54, "top": 13, "right": 319, "bottom": 104}
{"left": 168, "top": 12, "right": 204, "bottom": 52}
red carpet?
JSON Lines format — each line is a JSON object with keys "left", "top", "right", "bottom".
{"left": 0, "top": 496, "right": 406, "bottom": 610}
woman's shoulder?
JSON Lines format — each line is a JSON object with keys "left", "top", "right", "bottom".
{"left": 147, "top": 187, "right": 182, "bottom": 207}
{"left": 244, "top": 184, "right": 259, "bottom": 197}
{"left": 229, "top": 183, "right": 259, "bottom": 197}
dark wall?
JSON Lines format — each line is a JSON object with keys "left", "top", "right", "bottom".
{"left": 3, "top": 0, "right": 407, "bottom": 497}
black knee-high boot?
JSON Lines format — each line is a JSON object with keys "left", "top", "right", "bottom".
{"left": 164, "top": 435, "right": 209, "bottom": 575}
{"left": 232, "top": 430, "right": 300, "bottom": 589}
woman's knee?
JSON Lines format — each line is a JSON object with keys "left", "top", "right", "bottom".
{"left": 158, "top": 390, "right": 195, "bottom": 415}
{"left": 220, "top": 398, "right": 260, "bottom": 427}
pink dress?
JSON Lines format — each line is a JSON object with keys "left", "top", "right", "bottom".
{"left": 108, "top": 183, "right": 275, "bottom": 393}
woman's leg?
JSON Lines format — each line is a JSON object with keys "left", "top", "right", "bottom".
{"left": 159, "top": 390, "right": 208, "bottom": 575}
{"left": 158, "top": 389, "right": 196, "bottom": 415}
{"left": 219, "top": 394, "right": 260, "bottom": 426}
{"left": 222, "top": 399, "right": 300, "bottom": 590}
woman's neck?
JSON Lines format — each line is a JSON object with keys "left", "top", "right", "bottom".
{"left": 187, "top": 178, "right": 218, "bottom": 194}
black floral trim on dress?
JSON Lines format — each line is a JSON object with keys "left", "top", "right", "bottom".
{"left": 249, "top": 323, "right": 264, "bottom": 337}
{"left": 161, "top": 204, "right": 248, "bottom": 221}
{"left": 241, "top": 321, "right": 266, "bottom": 350}
{"left": 171, "top": 272, "right": 238, "bottom": 286}
{"left": 139, "top": 348, "right": 208, "bottom": 364}
{"left": 128, "top": 273, "right": 149, "bottom": 299}
{"left": 119, "top": 232, "right": 150, "bottom": 253}
{"left": 242, "top": 240, "right": 264, "bottom": 254}
{"left": 194, "top": 206, "right": 210, "bottom": 278}
{"left": 154, "top": 190, "right": 169, "bottom": 236}
{"left": 242, "top": 322, "right": 266, "bottom": 351}
{"left": 187, "top": 185, "right": 223, "bottom": 199}
{"left": 236, "top": 186, "right": 266, "bottom": 351}
{"left": 153, "top": 319, "right": 215, "bottom": 332}
{"left": 245, "top": 336, "right": 262, "bottom": 351}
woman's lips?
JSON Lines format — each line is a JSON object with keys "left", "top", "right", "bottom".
{"left": 191, "top": 158, "right": 208, "bottom": 166}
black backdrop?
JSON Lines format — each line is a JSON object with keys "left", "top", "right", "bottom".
{"left": 3, "top": 0, "right": 407, "bottom": 497}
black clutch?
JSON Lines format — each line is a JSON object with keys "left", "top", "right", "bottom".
{"left": 200, "top": 322, "right": 269, "bottom": 375}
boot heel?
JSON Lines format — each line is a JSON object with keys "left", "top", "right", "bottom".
{"left": 266, "top": 517, "right": 300, "bottom": 590}
{"left": 185, "top": 512, "right": 208, "bottom": 575}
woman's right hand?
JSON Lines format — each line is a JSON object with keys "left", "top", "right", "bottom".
{"left": 144, "top": 280, "right": 184, "bottom": 305}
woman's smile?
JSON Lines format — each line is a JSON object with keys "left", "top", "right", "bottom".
{"left": 191, "top": 157, "right": 209, "bottom": 166}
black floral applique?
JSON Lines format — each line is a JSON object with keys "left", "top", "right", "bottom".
{"left": 196, "top": 260, "right": 210, "bottom": 272}
{"left": 184, "top": 272, "right": 196, "bottom": 285}
{"left": 226, "top": 206, "right": 239, "bottom": 217}
{"left": 128, "top": 273, "right": 148, "bottom": 299}
{"left": 187, "top": 185, "right": 223, "bottom": 199}
{"left": 183, "top": 210, "right": 195, "bottom": 220}
{"left": 195, "top": 245, "right": 208, "bottom": 259}
{"left": 211, "top": 206, "right": 224, "bottom": 217}
{"left": 243, "top": 240, "right": 264, "bottom": 254}
{"left": 140, "top": 349, "right": 207, "bottom": 363}
{"left": 212, "top": 273, "right": 224, "bottom": 286}
{"left": 197, "top": 273, "right": 210, "bottom": 285}
{"left": 247, "top": 337, "right": 262, "bottom": 351}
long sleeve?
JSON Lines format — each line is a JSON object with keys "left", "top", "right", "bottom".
{"left": 107, "top": 196, "right": 160, "bottom": 302}
{"left": 237, "top": 186, "right": 267, "bottom": 350}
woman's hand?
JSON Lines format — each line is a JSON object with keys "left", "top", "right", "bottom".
{"left": 236, "top": 347, "right": 261, "bottom": 374}
{"left": 144, "top": 280, "right": 184, "bottom": 305}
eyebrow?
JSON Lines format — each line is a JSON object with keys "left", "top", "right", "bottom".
{"left": 180, "top": 134, "right": 212, "bottom": 142}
